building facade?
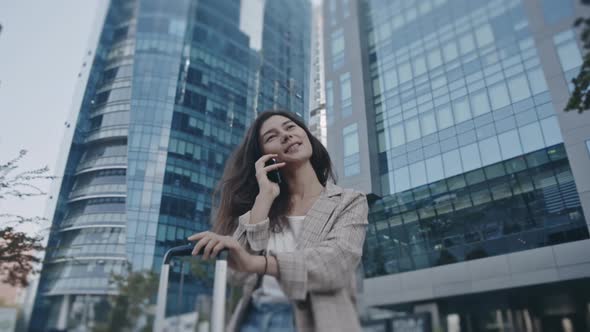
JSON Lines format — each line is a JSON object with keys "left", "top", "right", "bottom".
{"left": 29, "top": 0, "right": 310, "bottom": 330}
{"left": 323, "top": 0, "right": 590, "bottom": 330}
{"left": 309, "top": 4, "right": 328, "bottom": 147}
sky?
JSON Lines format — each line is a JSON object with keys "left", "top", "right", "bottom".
{"left": 0, "top": 0, "right": 103, "bottom": 236}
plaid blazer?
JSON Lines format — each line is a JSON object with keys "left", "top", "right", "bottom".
{"left": 226, "top": 182, "right": 369, "bottom": 332}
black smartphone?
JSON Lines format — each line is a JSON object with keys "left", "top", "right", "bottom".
{"left": 264, "top": 158, "right": 283, "bottom": 184}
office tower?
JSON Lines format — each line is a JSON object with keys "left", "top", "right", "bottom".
{"left": 324, "top": 0, "right": 590, "bottom": 330}
{"left": 309, "top": 4, "right": 328, "bottom": 147}
{"left": 29, "top": 0, "right": 310, "bottom": 330}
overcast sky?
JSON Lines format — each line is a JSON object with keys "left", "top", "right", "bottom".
{"left": 0, "top": 1, "right": 102, "bottom": 235}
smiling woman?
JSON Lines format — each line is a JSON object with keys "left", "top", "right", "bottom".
{"left": 188, "top": 110, "right": 369, "bottom": 332}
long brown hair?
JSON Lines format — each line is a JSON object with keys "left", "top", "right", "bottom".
{"left": 211, "top": 110, "right": 336, "bottom": 236}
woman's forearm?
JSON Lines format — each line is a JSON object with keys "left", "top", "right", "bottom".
{"left": 249, "top": 255, "right": 279, "bottom": 278}
{"left": 249, "top": 193, "right": 274, "bottom": 224}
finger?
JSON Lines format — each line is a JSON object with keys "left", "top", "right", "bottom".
{"left": 262, "top": 162, "right": 286, "bottom": 172}
{"left": 210, "top": 242, "right": 226, "bottom": 259}
{"left": 187, "top": 231, "right": 208, "bottom": 241}
{"left": 255, "top": 154, "right": 279, "bottom": 168}
{"left": 202, "top": 238, "right": 218, "bottom": 260}
{"left": 192, "top": 237, "right": 210, "bottom": 256}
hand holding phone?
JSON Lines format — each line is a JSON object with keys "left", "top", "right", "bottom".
{"left": 264, "top": 158, "right": 283, "bottom": 184}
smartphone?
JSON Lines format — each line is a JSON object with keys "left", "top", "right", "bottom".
{"left": 264, "top": 158, "right": 283, "bottom": 184}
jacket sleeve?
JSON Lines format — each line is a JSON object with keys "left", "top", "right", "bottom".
{"left": 227, "top": 211, "right": 270, "bottom": 285}
{"left": 271, "top": 192, "right": 368, "bottom": 301}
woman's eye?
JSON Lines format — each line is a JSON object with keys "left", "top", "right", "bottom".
{"left": 287, "top": 125, "right": 295, "bottom": 130}
{"left": 266, "top": 136, "right": 276, "bottom": 142}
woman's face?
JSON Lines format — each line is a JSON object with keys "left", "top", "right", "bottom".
{"left": 258, "top": 115, "right": 313, "bottom": 164}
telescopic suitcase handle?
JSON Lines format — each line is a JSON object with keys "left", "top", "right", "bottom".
{"left": 155, "top": 243, "right": 229, "bottom": 332}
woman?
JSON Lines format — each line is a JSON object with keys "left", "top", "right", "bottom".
{"left": 188, "top": 110, "right": 368, "bottom": 331}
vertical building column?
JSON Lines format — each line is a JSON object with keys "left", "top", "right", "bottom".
{"left": 56, "top": 294, "right": 70, "bottom": 330}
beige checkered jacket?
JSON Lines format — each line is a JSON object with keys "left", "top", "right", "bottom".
{"left": 226, "top": 182, "right": 368, "bottom": 332}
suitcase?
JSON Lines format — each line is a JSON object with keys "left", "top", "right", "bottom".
{"left": 154, "top": 243, "right": 229, "bottom": 332}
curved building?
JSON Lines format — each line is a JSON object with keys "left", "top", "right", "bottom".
{"left": 29, "top": 0, "right": 311, "bottom": 330}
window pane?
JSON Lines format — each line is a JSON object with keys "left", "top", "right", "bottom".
{"left": 527, "top": 68, "right": 548, "bottom": 94}
{"left": 394, "top": 166, "right": 410, "bottom": 192}
{"left": 542, "top": 0, "right": 574, "bottom": 25}
{"left": 478, "top": 137, "right": 502, "bottom": 165}
{"left": 437, "top": 105, "right": 454, "bottom": 129}
{"left": 413, "top": 56, "right": 427, "bottom": 76}
{"left": 471, "top": 89, "right": 491, "bottom": 116}
{"left": 507, "top": 74, "right": 531, "bottom": 102}
{"left": 398, "top": 62, "right": 413, "bottom": 83}
{"left": 498, "top": 129, "right": 523, "bottom": 159}
{"left": 427, "top": 48, "right": 443, "bottom": 69}
{"left": 556, "top": 41, "right": 582, "bottom": 71}
{"left": 425, "top": 155, "right": 444, "bottom": 182}
{"left": 390, "top": 124, "right": 406, "bottom": 147}
{"left": 460, "top": 143, "right": 482, "bottom": 171}
{"left": 442, "top": 149, "right": 462, "bottom": 177}
{"left": 540, "top": 116, "right": 563, "bottom": 146}
{"left": 405, "top": 117, "right": 421, "bottom": 142}
{"left": 410, "top": 161, "right": 427, "bottom": 187}
{"left": 443, "top": 41, "right": 459, "bottom": 62}
{"left": 384, "top": 69, "right": 398, "bottom": 90}
{"left": 420, "top": 112, "right": 437, "bottom": 136}
{"left": 519, "top": 122, "right": 544, "bottom": 153}
{"left": 488, "top": 82, "right": 510, "bottom": 110}
{"left": 475, "top": 24, "right": 494, "bottom": 47}
{"left": 459, "top": 33, "right": 475, "bottom": 54}
{"left": 453, "top": 97, "right": 472, "bottom": 123}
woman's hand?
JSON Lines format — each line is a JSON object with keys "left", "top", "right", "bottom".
{"left": 187, "top": 231, "right": 256, "bottom": 273}
{"left": 255, "top": 154, "right": 286, "bottom": 199}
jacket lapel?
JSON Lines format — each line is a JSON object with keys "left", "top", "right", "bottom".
{"left": 296, "top": 182, "right": 342, "bottom": 250}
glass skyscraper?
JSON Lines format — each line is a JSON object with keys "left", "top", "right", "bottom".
{"left": 323, "top": 0, "right": 590, "bottom": 330}
{"left": 29, "top": 0, "right": 310, "bottom": 330}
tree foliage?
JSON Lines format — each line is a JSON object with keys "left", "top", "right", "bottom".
{"left": 0, "top": 150, "right": 56, "bottom": 287}
{"left": 565, "top": 17, "right": 590, "bottom": 113}
{"left": 92, "top": 268, "right": 159, "bottom": 332}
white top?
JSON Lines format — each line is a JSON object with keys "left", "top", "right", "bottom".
{"left": 251, "top": 215, "right": 306, "bottom": 304}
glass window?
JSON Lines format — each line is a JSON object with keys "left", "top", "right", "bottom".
{"left": 405, "top": 117, "right": 421, "bottom": 142}
{"left": 460, "top": 143, "right": 482, "bottom": 171}
{"left": 519, "top": 122, "right": 544, "bottom": 153}
{"left": 413, "top": 56, "right": 427, "bottom": 76}
{"left": 478, "top": 136, "right": 502, "bottom": 165}
{"left": 343, "top": 124, "right": 359, "bottom": 156}
{"left": 420, "top": 112, "right": 437, "bottom": 136}
{"left": 427, "top": 48, "right": 443, "bottom": 69}
{"left": 442, "top": 149, "right": 462, "bottom": 177}
{"left": 410, "top": 161, "right": 427, "bottom": 188}
{"left": 498, "top": 129, "right": 523, "bottom": 159}
{"left": 471, "top": 89, "right": 490, "bottom": 116}
{"left": 437, "top": 105, "right": 454, "bottom": 129}
{"left": 540, "top": 116, "right": 563, "bottom": 146}
{"left": 390, "top": 124, "right": 406, "bottom": 147}
{"left": 425, "top": 155, "right": 444, "bottom": 183}
{"left": 453, "top": 97, "right": 471, "bottom": 123}
{"left": 378, "top": 130, "right": 387, "bottom": 153}
{"left": 475, "top": 24, "right": 494, "bottom": 48}
{"left": 488, "top": 82, "right": 510, "bottom": 110}
{"left": 542, "top": 0, "right": 574, "bottom": 25}
{"left": 331, "top": 29, "right": 344, "bottom": 54}
{"left": 377, "top": 21, "right": 391, "bottom": 41}
{"left": 555, "top": 40, "right": 583, "bottom": 72}
{"left": 507, "top": 74, "right": 531, "bottom": 102}
{"left": 340, "top": 72, "right": 352, "bottom": 117}
{"left": 394, "top": 166, "right": 410, "bottom": 192}
{"left": 459, "top": 33, "right": 476, "bottom": 54}
{"left": 443, "top": 41, "right": 459, "bottom": 62}
{"left": 586, "top": 140, "right": 590, "bottom": 157}
{"left": 398, "top": 62, "right": 413, "bottom": 83}
{"left": 384, "top": 68, "right": 398, "bottom": 91}
{"left": 527, "top": 67, "right": 548, "bottom": 94}
{"left": 326, "top": 81, "right": 334, "bottom": 124}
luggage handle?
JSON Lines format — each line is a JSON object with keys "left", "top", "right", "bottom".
{"left": 155, "top": 244, "right": 229, "bottom": 332}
